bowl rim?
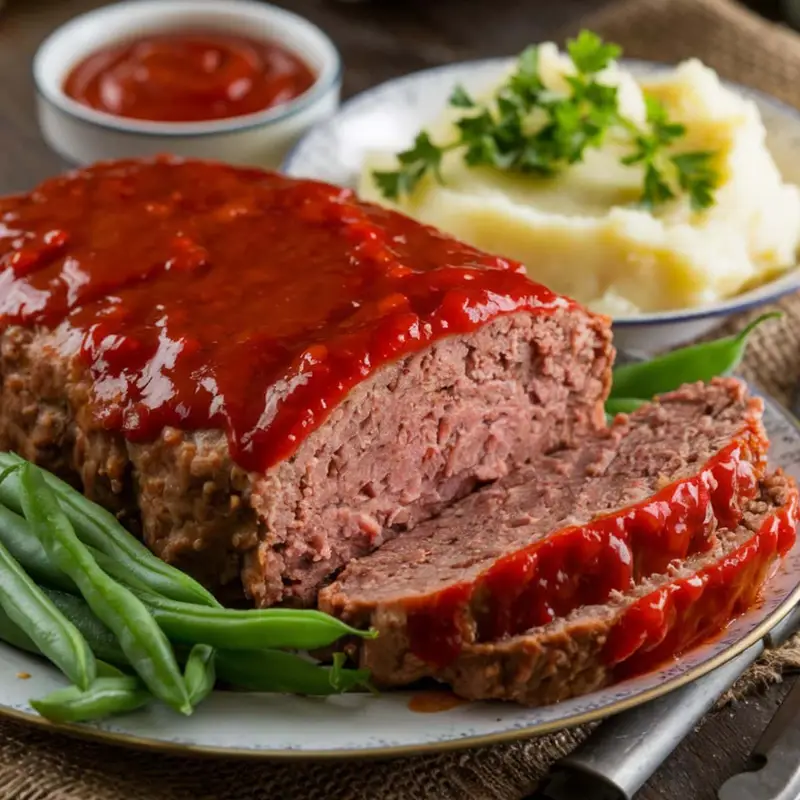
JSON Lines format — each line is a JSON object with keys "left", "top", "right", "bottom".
{"left": 32, "top": 0, "right": 343, "bottom": 139}
{"left": 610, "top": 270, "right": 800, "bottom": 325}
{"left": 282, "top": 54, "right": 800, "bottom": 327}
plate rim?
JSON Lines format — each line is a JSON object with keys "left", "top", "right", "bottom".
{"left": 0, "top": 390, "right": 796, "bottom": 761}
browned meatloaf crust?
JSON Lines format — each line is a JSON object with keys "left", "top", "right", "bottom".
{"left": 0, "top": 308, "right": 612, "bottom": 606}
{"left": 441, "top": 472, "right": 797, "bottom": 705}
{"left": 319, "top": 379, "right": 769, "bottom": 685}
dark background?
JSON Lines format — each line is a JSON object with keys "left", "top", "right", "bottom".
{"left": 0, "top": 1, "right": 798, "bottom": 798}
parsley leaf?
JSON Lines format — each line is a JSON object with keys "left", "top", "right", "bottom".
{"left": 449, "top": 85, "right": 476, "bottom": 108}
{"left": 641, "top": 163, "right": 676, "bottom": 209}
{"left": 671, "top": 151, "right": 718, "bottom": 210}
{"left": 623, "top": 97, "right": 719, "bottom": 210}
{"left": 567, "top": 30, "right": 621, "bottom": 74}
{"left": 371, "top": 32, "right": 720, "bottom": 212}
{"left": 644, "top": 97, "right": 686, "bottom": 146}
{"left": 371, "top": 171, "right": 404, "bottom": 201}
{"left": 373, "top": 132, "right": 444, "bottom": 199}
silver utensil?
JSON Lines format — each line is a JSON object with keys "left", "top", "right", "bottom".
{"left": 718, "top": 664, "right": 800, "bottom": 799}
{"left": 531, "top": 605, "right": 800, "bottom": 800}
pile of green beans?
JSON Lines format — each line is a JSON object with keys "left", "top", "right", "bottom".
{"left": 606, "top": 312, "right": 781, "bottom": 416}
{"left": 0, "top": 458, "right": 374, "bottom": 724}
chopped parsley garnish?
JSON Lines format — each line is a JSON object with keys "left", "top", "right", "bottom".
{"left": 372, "top": 30, "right": 720, "bottom": 211}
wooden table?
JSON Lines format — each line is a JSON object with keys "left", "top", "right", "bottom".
{"left": 0, "top": 1, "right": 797, "bottom": 798}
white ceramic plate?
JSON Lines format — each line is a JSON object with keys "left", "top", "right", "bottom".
{"left": 0, "top": 390, "right": 797, "bottom": 759}
{"left": 282, "top": 59, "right": 800, "bottom": 354}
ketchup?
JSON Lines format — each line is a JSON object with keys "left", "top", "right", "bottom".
{"left": 0, "top": 157, "right": 566, "bottom": 473}
{"left": 63, "top": 32, "right": 316, "bottom": 122}
{"left": 605, "top": 486, "right": 799, "bottom": 677}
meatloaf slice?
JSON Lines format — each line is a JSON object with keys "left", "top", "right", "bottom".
{"left": 0, "top": 159, "right": 613, "bottom": 607}
{"left": 319, "top": 378, "right": 768, "bottom": 679}
{"left": 441, "top": 471, "right": 798, "bottom": 705}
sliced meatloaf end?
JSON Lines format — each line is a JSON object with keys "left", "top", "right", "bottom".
{"left": 0, "top": 325, "right": 134, "bottom": 516}
{"left": 245, "top": 308, "right": 611, "bottom": 606}
{"left": 442, "top": 471, "right": 798, "bottom": 705}
{"left": 319, "top": 378, "right": 769, "bottom": 684}
{"left": 0, "top": 307, "right": 612, "bottom": 604}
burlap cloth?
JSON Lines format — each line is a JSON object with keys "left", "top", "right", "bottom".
{"left": 4, "top": 0, "right": 800, "bottom": 797}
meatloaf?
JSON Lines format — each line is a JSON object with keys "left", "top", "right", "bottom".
{"left": 319, "top": 379, "right": 769, "bottom": 684}
{"left": 443, "top": 471, "right": 798, "bottom": 705}
{"left": 0, "top": 157, "right": 612, "bottom": 606}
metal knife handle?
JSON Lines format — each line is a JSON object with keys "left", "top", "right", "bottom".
{"left": 718, "top": 678, "right": 800, "bottom": 800}
{"left": 717, "top": 611, "right": 800, "bottom": 800}
{"left": 539, "top": 644, "right": 763, "bottom": 800}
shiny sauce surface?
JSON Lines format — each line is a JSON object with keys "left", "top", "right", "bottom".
{"left": 0, "top": 158, "right": 568, "bottom": 471}
{"left": 63, "top": 32, "right": 316, "bottom": 122}
{"left": 605, "top": 485, "right": 798, "bottom": 675}
{"left": 405, "top": 436, "right": 764, "bottom": 668}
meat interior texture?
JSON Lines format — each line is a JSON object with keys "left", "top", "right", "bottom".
{"left": 0, "top": 308, "right": 612, "bottom": 606}
{"left": 319, "top": 378, "right": 772, "bottom": 686}
{"left": 443, "top": 472, "right": 797, "bottom": 706}
{"left": 321, "top": 378, "right": 764, "bottom": 608}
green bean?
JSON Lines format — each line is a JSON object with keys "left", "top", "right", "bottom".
{"left": 1, "top": 592, "right": 370, "bottom": 699}
{"left": 0, "top": 531, "right": 95, "bottom": 690}
{"left": 0, "top": 604, "right": 130, "bottom": 684}
{"left": 18, "top": 464, "right": 191, "bottom": 715}
{"left": 0, "top": 503, "right": 76, "bottom": 592}
{"left": 42, "top": 588, "right": 371, "bottom": 693}
{"left": 184, "top": 644, "right": 216, "bottom": 706}
{"left": 609, "top": 312, "right": 780, "bottom": 400}
{"left": 0, "top": 500, "right": 158, "bottom": 596}
{"left": 137, "top": 590, "right": 376, "bottom": 651}
{"left": 214, "top": 649, "right": 371, "bottom": 695}
{"left": 43, "top": 589, "right": 127, "bottom": 666}
{"left": 0, "top": 605, "right": 42, "bottom": 657}
{"left": 0, "top": 452, "right": 219, "bottom": 608}
{"left": 605, "top": 397, "right": 648, "bottom": 416}
{"left": 31, "top": 676, "right": 151, "bottom": 723}
{"left": 0, "top": 590, "right": 151, "bottom": 724}
{"left": 96, "top": 661, "right": 127, "bottom": 678}
{"left": 328, "top": 652, "right": 375, "bottom": 694}
{"left": 87, "top": 546, "right": 160, "bottom": 594}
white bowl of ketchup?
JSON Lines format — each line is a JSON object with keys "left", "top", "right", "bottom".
{"left": 33, "top": 0, "right": 342, "bottom": 170}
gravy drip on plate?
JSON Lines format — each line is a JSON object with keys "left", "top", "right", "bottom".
{"left": 63, "top": 32, "right": 316, "bottom": 122}
{"left": 0, "top": 157, "right": 570, "bottom": 472}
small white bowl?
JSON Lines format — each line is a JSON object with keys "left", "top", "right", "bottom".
{"left": 33, "top": 0, "right": 342, "bottom": 170}
{"left": 283, "top": 57, "right": 800, "bottom": 354}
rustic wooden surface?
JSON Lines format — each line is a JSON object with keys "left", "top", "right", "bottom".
{"left": 0, "top": 1, "right": 798, "bottom": 798}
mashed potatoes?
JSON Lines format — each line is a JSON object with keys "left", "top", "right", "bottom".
{"left": 359, "top": 45, "right": 800, "bottom": 315}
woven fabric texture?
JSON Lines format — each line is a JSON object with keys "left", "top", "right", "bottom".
{"left": 2, "top": 0, "right": 800, "bottom": 797}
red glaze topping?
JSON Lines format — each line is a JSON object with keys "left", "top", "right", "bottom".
{"left": 63, "top": 33, "right": 316, "bottom": 123}
{"left": 405, "top": 436, "right": 764, "bottom": 668}
{"left": 0, "top": 158, "right": 570, "bottom": 472}
{"left": 605, "top": 480, "right": 799, "bottom": 675}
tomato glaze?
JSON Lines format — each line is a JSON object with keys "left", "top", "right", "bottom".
{"left": 63, "top": 33, "right": 315, "bottom": 122}
{"left": 405, "top": 436, "right": 765, "bottom": 668}
{"left": 0, "top": 158, "right": 571, "bottom": 472}
{"left": 605, "top": 483, "right": 799, "bottom": 677}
